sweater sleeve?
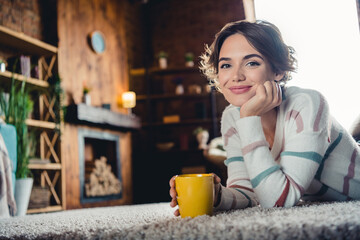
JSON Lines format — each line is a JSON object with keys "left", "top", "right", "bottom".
{"left": 215, "top": 106, "right": 259, "bottom": 211}
{"left": 236, "top": 90, "right": 331, "bottom": 208}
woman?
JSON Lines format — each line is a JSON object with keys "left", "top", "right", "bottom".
{"left": 169, "top": 20, "right": 360, "bottom": 216}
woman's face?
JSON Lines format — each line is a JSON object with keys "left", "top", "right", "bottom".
{"left": 217, "top": 33, "right": 283, "bottom": 107}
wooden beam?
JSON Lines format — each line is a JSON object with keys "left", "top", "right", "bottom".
{"left": 28, "top": 163, "right": 62, "bottom": 170}
{"left": 0, "top": 71, "right": 49, "bottom": 88}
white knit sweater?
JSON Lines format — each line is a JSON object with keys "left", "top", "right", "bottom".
{"left": 216, "top": 86, "right": 360, "bottom": 210}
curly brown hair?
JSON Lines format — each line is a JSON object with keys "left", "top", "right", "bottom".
{"left": 199, "top": 20, "right": 297, "bottom": 91}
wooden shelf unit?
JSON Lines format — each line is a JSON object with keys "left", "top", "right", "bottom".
{"left": 0, "top": 25, "right": 65, "bottom": 214}
{"left": 0, "top": 70, "right": 49, "bottom": 89}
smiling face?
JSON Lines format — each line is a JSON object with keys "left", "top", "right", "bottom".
{"left": 218, "top": 33, "right": 283, "bottom": 107}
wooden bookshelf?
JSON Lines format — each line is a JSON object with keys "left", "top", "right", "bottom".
{"left": 0, "top": 25, "right": 65, "bottom": 214}
{"left": 0, "top": 25, "right": 57, "bottom": 56}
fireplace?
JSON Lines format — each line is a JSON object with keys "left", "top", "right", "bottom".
{"left": 78, "top": 128, "right": 122, "bottom": 204}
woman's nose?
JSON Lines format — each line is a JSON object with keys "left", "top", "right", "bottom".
{"left": 232, "top": 68, "right": 245, "bottom": 82}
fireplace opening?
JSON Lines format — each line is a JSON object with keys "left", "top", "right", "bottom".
{"left": 78, "top": 129, "right": 122, "bottom": 204}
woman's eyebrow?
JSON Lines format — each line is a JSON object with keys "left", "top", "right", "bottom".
{"left": 218, "top": 54, "right": 264, "bottom": 63}
{"left": 218, "top": 57, "right": 231, "bottom": 62}
{"left": 243, "top": 54, "right": 264, "bottom": 60}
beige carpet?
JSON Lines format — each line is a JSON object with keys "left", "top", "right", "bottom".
{"left": 0, "top": 201, "right": 360, "bottom": 239}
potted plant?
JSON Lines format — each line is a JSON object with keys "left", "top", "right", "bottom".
{"left": 48, "top": 74, "right": 66, "bottom": 131}
{"left": 193, "top": 127, "right": 209, "bottom": 150}
{"left": 157, "top": 51, "right": 168, "bottom": 69}
{"left": 0, "top": 75, "right": 35, "bottom": 216}
{"left": 82, "top": 80, "right": 91, "bottom": 105}
{"left": 185, "top": 52, "right": 195, "bottom": 67}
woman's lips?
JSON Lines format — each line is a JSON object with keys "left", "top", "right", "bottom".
{"left": 229, "top": 85, "right": 252, "bottom": 94}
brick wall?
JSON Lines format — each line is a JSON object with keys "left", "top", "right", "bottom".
{"left": 123, "top": 0, "right": 245, "bottom": 70}
{"left": 0, "top": 0, "right": 57, "bottom": 58}
{"left": 146, "top": 0, "right": 245, "bottom": 68}
{"left": 0, "top": 0, "right": 42, "bottom": 40}
{"left": 123, "top": 1, "right": 146, "bottom": 69}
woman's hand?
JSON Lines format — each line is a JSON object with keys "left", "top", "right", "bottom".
{"left": 240, "top": 81, "right": 282, "bottom": 118}
{"left": 169, "top": 173, "right": 222, "bottom": 216}
{"left": 169, "top": 175, "right": 180, "bottom": 216}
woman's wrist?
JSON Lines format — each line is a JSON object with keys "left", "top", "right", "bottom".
{"left": 214, "top": 184, "right": 222, "bottom": 207}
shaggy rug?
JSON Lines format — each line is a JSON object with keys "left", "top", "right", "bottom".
{"left": 0, "top": 201, "right": 360, "bottom": 240}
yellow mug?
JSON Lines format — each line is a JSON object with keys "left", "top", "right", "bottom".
{"left": 175, "top": 173, "right": 214, "bottom": 218}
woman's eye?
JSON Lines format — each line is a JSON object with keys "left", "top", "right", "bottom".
{"left": 246, "top": 61, "right": 260, "bottom": 67}
{"left": 220, "top": 63, "right": 231, "bottom": 69}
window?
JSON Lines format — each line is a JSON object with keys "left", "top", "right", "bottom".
{"left": 254, "top": 0, "right": 360, "bottom": 130}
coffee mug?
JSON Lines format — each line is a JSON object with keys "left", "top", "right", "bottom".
{"left": 175, "top": 173, "right": 214, "bottom": 218}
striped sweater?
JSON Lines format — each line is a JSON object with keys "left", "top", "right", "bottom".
{"left": 216, "top": 86, "right": 360, "bottom": 210}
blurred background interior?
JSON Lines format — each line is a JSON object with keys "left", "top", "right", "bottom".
{"left": 0, "top": 0, "right": 358, "bottom": 216}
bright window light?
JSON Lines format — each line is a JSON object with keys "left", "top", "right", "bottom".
{"left": 254, "top": 0, "right": 360, "bottom": 130}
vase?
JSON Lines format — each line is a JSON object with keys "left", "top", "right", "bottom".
{"left": 14, "top": 178, "right": 33, "bottom": 216}
{"left": 185, "top": 60, "right": 194, "bottom": 67}
{"left": 196, "top": 130, "right": 209, "bottom": 150}
{"left": 159, "top": 57, "right": 167, "bottom": 69}
{"left": 175, "top": 84, "right": 184, "bottom": 95}
{"left": 83, "top": 94, "right": 91, "bottom": 105}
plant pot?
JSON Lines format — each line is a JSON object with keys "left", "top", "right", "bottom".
{"left": 14, "top": 178, "right": 33, "bottom": 216}
{"left": 196, "top": 130, "right": 209, "bottom": 150}
{"left": 159, "top": 57, "right": 167, "bottom": 69}
{"left": 175, "top": 84, "right": 184, "bottom": 95}
{"left": 185, "top": 60, "right": 194, "bottom": 67}
{"left": 83, "top": 94, "right": 91, "bottom": 105}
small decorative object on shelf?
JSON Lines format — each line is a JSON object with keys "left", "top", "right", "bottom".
{"left": 163, "top": 115, "right": 180, "bottom": 124}
{"left": 193, "top": 127, "right": 209, "bottom": 150}
{"left": 185, "top": 52, "right": 195, "bottom": 67}
{"left": 156, "top": 142, "right": 175, "bottom": 151}
{"left": 121, "top": 91, "right": 136, "bottom": 115}
{"left": 0, "top": 59, "right": 6, "bottom": 72}
{"left": 188, "top": 84, "right": 202, "bottom": 94}
{"left": 172, "top": 77, "right": 184, "bottom": 95}
{"left": 157, "top": 51, "right": 168, "bottom": 69}
{"left": 82, "top": 80, "right": 91, "bottom": 105}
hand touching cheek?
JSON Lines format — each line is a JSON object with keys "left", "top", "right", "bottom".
{"left": 240, "top": 81, "right": 282, "bottom": 118}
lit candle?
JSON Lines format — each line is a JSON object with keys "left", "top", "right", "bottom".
{"left": 122, "top": 91, "right": 136, "bottom": 109}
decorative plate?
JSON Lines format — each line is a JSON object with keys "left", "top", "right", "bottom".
{"left": 89, "top": 31, "right": 106, "bottom": 54}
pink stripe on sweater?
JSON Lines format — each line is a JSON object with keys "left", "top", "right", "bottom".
{"left": 241, "top": 140, "right": 269, "bottom": 155}
{"left": 343, "top": 149, "right": 357, "bottom": 195}
{"left": 287, "top": 174, "right": 305, "bottom": 196}
{"left": 285, "top": 110, "right": 304, "bottom": 133}
{"left": 224, "top": 127, "right": 237, "bottom": 146}
{"left": 313, "top": 95, "right": 325, "bottom": 132}
{"left": 274, "top": 177, "right": 290, "bottom": 207}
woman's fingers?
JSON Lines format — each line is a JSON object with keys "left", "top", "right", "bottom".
{"left": 170, "top": 197, "right": 177, "bottom": 207}
{"left": 169, "top": 175, "right": 176, "bottom": 187}
{"left": 169, "top": 186, "right": 177, "bottom": 199}
{"left": 212, "top": 173, "right": 221, "bottom": 184}
{"left": 241, "top": 80, "right": 282, "bottom": 117}
{"left": 174, "top": 208, "right": 180, "bottom": 216}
